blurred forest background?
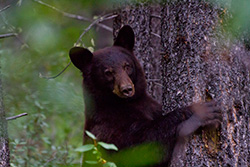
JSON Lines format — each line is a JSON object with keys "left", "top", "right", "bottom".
{"left": 0, "top": 0, "right": 250, "bottom": 167}
{"left": 0, "top": 0, "right": 119, "bottom": 166}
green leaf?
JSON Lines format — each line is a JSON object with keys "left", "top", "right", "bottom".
{"left": 88, "top": 46, "right": 94, "bottom": 53}
{"left": 91, "top": 38, "right": 95, "bottom": 47}
{"left": 92, "top": 150, "right": 98, "bottom": 154}
{"left": 85, "top": 131, "right": 97, "bottom": 140}
{"left": 85, "top": 161, "right": 99, "bottom": 165}
{"left": 16, "top": 0, "right": 22, "bottom": 6}
{"left": 103, "top": 162, "right": 117, "bottom": 167}
{"left": 98, "top": 142, "right": 118, "bottom": 151}
{"left": 75, "top": 144, "right": 94, "bottom": 152}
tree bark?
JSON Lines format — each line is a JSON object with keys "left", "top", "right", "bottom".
{"left": 0, "top": 68, "right": 10, "bottom": 167}
{"left": 114, "top": 0, "right": 250, "bottom": 166}
{"left": 113, "top": 1, "right": 162, "bottom": 103}
{"left": 161, "top": 0, "right": 250, "bottom": 166}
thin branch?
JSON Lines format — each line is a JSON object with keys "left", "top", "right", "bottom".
{"left": 6, "top": 113, "right": 28, "bottom": 121}
{"left": 33, "top": 0, "right": 113, "bottom": 32}
{"left": 151, "top": 32, "right": 161, "bottom": 39}
{"left": 154, "top": 83, "right": 163, "bottom": 87}
{"left": 76, "top": 13, "right": 117, "bottom": 45}
{"left": 35, "top": 1, "right": 117, "bottom": 80}
{"left": 0, "top": 33, "right": 17, "bottom": 39}
{"left": 0, "top": 14, "right": 29, "bottom": 48}
{"left": 41, "top": 13, "right": 112, "bottom": 79}
{"left": 39, "top": 61, "right": 71, "bottom": 79}
{"left": 43, "top": 152, "right": 57, "bottom": 167}
{"left": 0, "top": 5, "right": 10, "bottom": 13}
{"left": 151, "top": 14, "right": 161, "bottom": 19}
{"left": 34, "top": 0, "right": 89, "bottom": 21}
{"left": 41, "top": 13, "right": 117, "bottom": 80}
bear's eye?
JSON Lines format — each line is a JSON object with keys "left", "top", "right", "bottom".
{"left": 104, "top": 69, "right": 113, "bottom": 78}
{"left": 124, "top": 63, "right": 133, "bottom": 75}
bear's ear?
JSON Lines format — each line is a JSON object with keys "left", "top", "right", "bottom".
{"left": 69, "top": 47, "right": 93, "bottom": 71}
{"left": 114, "top": 25, "right": 135, "bottom": 52}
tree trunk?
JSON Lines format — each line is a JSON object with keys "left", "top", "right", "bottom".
{"left": 114, "top": 0, "right": 250, "bottom": 166}
{"left": 113, "top": 1, "right": 162, "bottom": 103}
{"left": 162, "top": 1, "right": 250, "bottom": 166}
{"left": 0, "top": 68, "right": 10, "bottom": 167}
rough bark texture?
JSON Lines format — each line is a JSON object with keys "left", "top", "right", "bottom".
{"left": 162, "top": 0, "right": 250, "bottom": 166}
{"left": 113, "top": 1, "right": 162, "bottom": 103}
{"left": 0, "top": 69, "right": 10, "bottom": 167}
{"left": 114, "top": 0, "right": 250, "bottom": 166}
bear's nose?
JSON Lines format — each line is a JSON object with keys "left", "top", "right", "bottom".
{"left": 120, "top": 85, "right": 134, "bottom": 97}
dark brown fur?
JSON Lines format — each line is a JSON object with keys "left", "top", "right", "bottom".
{"left": 69, "top": 25, "right": 221, "bottom": 166}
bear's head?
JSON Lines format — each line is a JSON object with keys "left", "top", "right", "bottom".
{"left": 69, "top": 25, "right": 147, "bottom": 101}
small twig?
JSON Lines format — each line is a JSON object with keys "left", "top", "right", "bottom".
{"left": 6, "top": 113, "right": 28, "bottom": 121}
{"left": 0, "top": 14, "right": 29, "bottom": 48}
{"left": 33, "top": 0, "right": 113, "bottom": 32}
{"left": 154, "top": 82, "right": 163, "bottom": 87}
{"left": 0, "top": 33, "right": 17, "bottom": 39}
{"left": 35, "top": 1, "right": 117, "bottom": 80}
{"left": 76, "top": 13, "right": 117, "bottom": 45}
{"left": 0, "top": 5, "right": 10, "bottom": 13}
{"left": 151, "top": 14, "right": 161, "bottom": 19}
{"left": 39, "top": 61, "right": 71, "bottom": 79}
{"left": 43, "top": 152, "right": 57, "bottom": 167}
{"left": 151, "top": 32, "right": 161, "bottom": 39}
{"left": 34, "top": 0, "right": 89, "bottom": 21}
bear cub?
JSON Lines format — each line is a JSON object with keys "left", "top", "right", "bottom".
{"left": 69, "top": 25, "right": 221, "bottom": 166}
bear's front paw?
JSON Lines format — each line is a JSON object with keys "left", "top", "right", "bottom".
{"left": 191, "top": 101, "right": 222, "bottom": 128}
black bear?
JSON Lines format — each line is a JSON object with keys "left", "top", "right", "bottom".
{"left": 69, "top": 25, "right": 221, "bottom": 166}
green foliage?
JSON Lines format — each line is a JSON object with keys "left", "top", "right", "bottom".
{"left": 80, "top": 132, "right": 163, "bottom": 167}
{"left": 110, "top": 143, "right": 163, "bottom": 167}
{"left": 0, "top": 0, "right": 113, "bottom": 166}
{"left": 86, "top": 130, "right": 97, "bottom": 140}
{"left": 75, "top": 131, "right": 118, "bottom": 167}
{"left": 75, "top": 145, "right": 95, "bottom": 153}
{"left": 98, "top": 142, "right": 118, "bottom": 151}
{"left": 1, "top": 0, "right": 249, "bottom": 166}
{"left": 209, "top": 0, "right": 250, "bottom": 41}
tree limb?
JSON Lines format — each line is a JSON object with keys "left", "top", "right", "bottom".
{"left": 40, "top": 13, "right": 117, "bottom": 80}
{"left": 0, "top": 5, "right": 10, "bottom": 13}
{"left": 39, "top": 61, "right": 71, "bottom": 79}
{"left": 33, "top": 0, "right": 113, "bottom": 32}
{"left": 0, "top": 14, "right": 29, "bottom": 48}
{"left": 0, "top": 33, "right": 17, "bottom": 39}
{"left": 76, "top": 13, "right": 118, "bottom": 45}
{"left": 36, "top": 1, "right": 117, "bottom": 80}
{"left": 6, "top": 113, "right": 28, "bottom": 121}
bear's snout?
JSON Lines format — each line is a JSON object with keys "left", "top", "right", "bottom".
{"left": 113, "top": 82, "right": 135, "bottom": 98}
{"left": 120, "top": 85, "right": 134, "bottom": 97}
{"left": 112, "top": 70, "right": 135, "bottom": 98}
